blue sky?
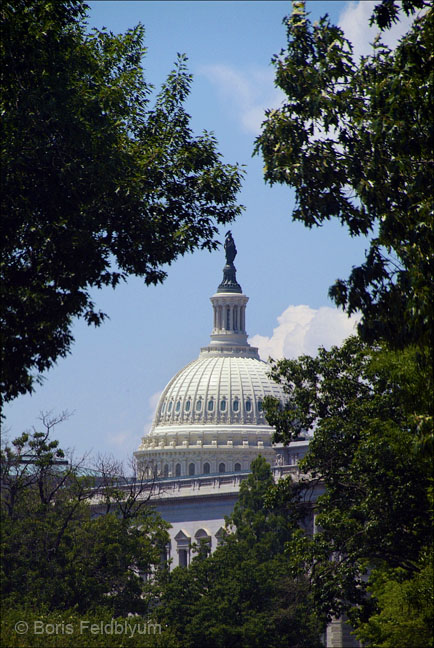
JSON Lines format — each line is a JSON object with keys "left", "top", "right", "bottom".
{"left": 3, "top": 2, "right": 414, "bottom": 465}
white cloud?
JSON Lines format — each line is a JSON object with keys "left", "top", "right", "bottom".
{"left": 249, "top": 305, "right": 360, "bottom": 360}
{"left": 199, "top": 64, "right": 284, "bottom": 134}
{"left": 338, "top": 1, "right": 416, "bottom": 60}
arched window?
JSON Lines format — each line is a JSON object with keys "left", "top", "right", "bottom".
{"left": 195, "top": 529, "right": 211, "bottom": 557}
{"left": 207, "top": 399, "right": 214, "bottom": 412}
{"left": 215, "top": 527, "right": 225, "bottom": 546}
{"left": 203, "top": 462, "right": 210, "bottom": 474}
{"left": 189, "top": 463, "right": 195, "bottom": 476}
{"left": 234, "top": 462, "right": 241, "bottom": 471}
{"left": 168, "top": 401, "right": 173, "bottom": 413}
{"left": 220, "top": 399, "right": 226, "bottom": 411}
{"left": 196, "top": 399, "right": 202, "bottom": 412}
{"left": 258, "top": 399, "right": 263, "bottom": 411}
{"left": 161, "top": 401, "right": 166, "bottom": 413}
{"left": 185, "top": 399, "right": 191, "bottom": 412}
{"left": 233, "top": 399, "right": 239, "bottom": 412}
{"left": 163, "top": 464, "right": 169, "bottom": 477}
{"left": 175, "top": 400, "right": 181, "bottom": 413}
{"left": 175, "top": 463, "right": 181, "bottom": 476}
{"left": 219, "top": 462, "right": 225, "bottom": 473}
{"left": 245, "top": 399, "right": 252, "bottom": 412}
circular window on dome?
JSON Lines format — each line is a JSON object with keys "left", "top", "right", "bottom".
{"left": 220, "top": 399, "right": 226, "bottom": 412}
{"left": 207, "top": 399, "right": 214, "bottom": 412}
{"left": 196, "top": 399, "right": 202, "bottom": 412}
{"left": 185, "top": 399, "right": 191, "bottom": 412}
{"left": 233, "top": 399, "right": 239, "bottom": 412}
{"left": 245, "top": 399, "right": 252, "bottom": 412}
{"left": 168, "top": 401, "right": 173, "bottom": 413}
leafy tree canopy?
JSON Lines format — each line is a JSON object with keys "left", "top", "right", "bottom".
{"left": 258, "top": 2, "right": 433, "bottom": 639}
{"left": 354, "top": 548, "right": 434, "bottom": 648}
{"left": 255, "top": 0, "right": 433, "bottom": 349}
{"left": 0, "top": 0, "right": 244, "bottom": 403}
{"left": 1, "top": 417, "right": 170, "bottom": 616}
{"left": 263, "top": 337, "right": 433, "bottom": 628}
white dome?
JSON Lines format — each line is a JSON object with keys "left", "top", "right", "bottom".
{"left": 152, "top": 355, "right": 284, "bottom": 429}
{"left": 135, "top": 239, "right": 285, "bottom": 476}
{"left": 136, "top": 352, "right": 284, "bottom": 473}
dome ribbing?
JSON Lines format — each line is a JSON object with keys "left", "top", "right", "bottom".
{"left": 153, "top": 356, "right": 284, "bottom": 428}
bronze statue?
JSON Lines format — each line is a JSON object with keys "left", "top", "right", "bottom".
{"left": 217, "top": 231, "right": 241, "bottom": 293}
{"left": 224, "top": 231, "right": 237, "bottom": 265}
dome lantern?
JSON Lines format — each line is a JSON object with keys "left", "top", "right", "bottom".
{"left": 202, "top": 232, "right": 259, "bottom": 358}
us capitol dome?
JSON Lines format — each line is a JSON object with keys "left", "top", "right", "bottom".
{"left": 134, "top": 233, "right": 287, "bottom": 478}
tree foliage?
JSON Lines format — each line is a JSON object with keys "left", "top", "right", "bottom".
{"left": 157, "top": 456, "right": 323, "bottom": 648}
{"left": 370, "top": 0, "right": 427, "bottom": 29}
{"left": 0, "top": 0, "right": 244, "bottom": 403}
{"left": 354, "top": 549, "right": 434, "bottom": 648}
{"left": 256, "top": 1, "right": 433, "bottom": 640}
{"left": 263, "top": 337, "right": 433, "bottom": 633}
{"left": 1, "top": 417, "right": 170, "bottom": 616}
{"left": 255, "top": 0, "right": 433, "bottom": 349}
